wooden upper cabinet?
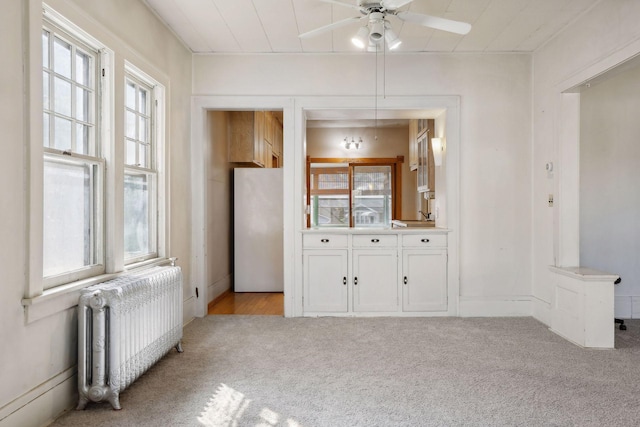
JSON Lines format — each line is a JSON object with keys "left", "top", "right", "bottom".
{"left": 229, "top": 111, "right": 265, "bottom": 167}
{"left": 229, "top": 110, "right": 283, "bottom": 168}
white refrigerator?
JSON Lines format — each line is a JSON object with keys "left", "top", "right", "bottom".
{"left": 233, "top": 168, "right": 284, "bottom": 292}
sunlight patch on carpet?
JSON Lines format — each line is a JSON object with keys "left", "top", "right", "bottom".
{"left": 198, "top": 383, "right": 304, "bottom": 427}
{"left": 198, "top": 383, "right": 250, "bottom": 426}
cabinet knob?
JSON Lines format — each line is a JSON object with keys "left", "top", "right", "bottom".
{"left": 421, "top": 238, "right": 430, "bottom": 243}
{"left": 404, "top": 276, "right": 408, "bottom": 285}
{"left": 343, "top": 277, "right": 347, "bottom": 285}
{"left": 371, "top": 238, "right": 380, "bottom": 243}
{"left": 320, "top": 238, "right": 330, "bottom": 243}
{"left": 354, "top": 277, "right": 358, "bottom": 285}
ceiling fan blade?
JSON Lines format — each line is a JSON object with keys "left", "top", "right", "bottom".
{"left": 395, "top": 11, "right": 471, "bottom": 35}
{"left": 317, "top": 0, "right": 362, "bottom": 11}
{"left": 381, "top": 0, "right": 414, "bottom": 10}
{"left": 299, "top": 16, "right": 363, "bottom": 39}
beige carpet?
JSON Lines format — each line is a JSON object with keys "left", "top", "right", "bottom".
{"left": 51, "top": 316, "right": 640, "bottom": 426}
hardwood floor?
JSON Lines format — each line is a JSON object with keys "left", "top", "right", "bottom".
{"left": 208, "top": 291, "right": 284, "bottom": 315}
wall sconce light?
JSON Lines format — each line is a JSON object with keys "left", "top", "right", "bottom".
{"left": 431, "top": 137, "right": 443, "bottom": 166}
{"left": 343, "top": 137, "right": 363, "bottom": 150}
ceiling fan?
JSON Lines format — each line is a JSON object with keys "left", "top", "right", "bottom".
{"left": 299, "top": 0, "right": 472, "bottom": 51}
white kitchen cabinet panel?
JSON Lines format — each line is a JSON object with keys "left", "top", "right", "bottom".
{"left": 402, "top": 250, "right": 447, "bottom": 312}
{"left": 303, "top": 249, "right": 348, "bottom": 312}
{"left": 352, "top": 234, "right": 397, "bottom": 248}
{"left": 352, "top": 249, "right": 399, "bottom": 312}
{"left": 303, "top": 234, "right": 348, "bottom": 248}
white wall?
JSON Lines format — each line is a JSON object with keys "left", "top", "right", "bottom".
{"left": 193, "top": 52, "right": 533, "bottom": 315}
{"left": 580, "top": 64, "right": 640, "bottom": 318}
{"left": 206, "top": 111, "right": 233, "bottom": 302}
{"left": 0, "top": 1, "right": 191, "bottom": 425}
{"left": 532, "top": 0, "right": 640, "bottom": 324}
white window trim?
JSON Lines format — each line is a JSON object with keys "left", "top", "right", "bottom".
{"left": 124, "top": 62, "right": 167, "bottom": 265}
{"left": 22, "top": 0, "right": 170, "bottom": 323}
{"left": 27, "top": 5, "right": 114, "bottom": 299}
{"left": 24, "top": 3, "right": 170, "bottom": 323}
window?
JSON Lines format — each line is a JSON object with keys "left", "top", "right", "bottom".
{"left": 309, "top": 165, "right": 350, "bottom": 227}
{"left": 308, "top": 158, "right": 401, "bottom": 228}
{"left": 42, "top": 21, "right": 104, "bottom": 287}
{"left": 352, "top": 165, "right": 393, "bottom": 227}
{"left": 36, "top": 8, "right": 166, "bottom": 295}
{"left": 124, "top": 73, "right": 158, "bottom": 262}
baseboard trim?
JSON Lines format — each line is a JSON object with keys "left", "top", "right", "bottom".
{"left": 459, "top": 296, "right": 532, "bottom": 317}
{"left": 0, "top": 367, "right": 76, "bottom": 427}
{"left": 208, "top": 275, "right": 232, "bottom": 304}
{"left": 531, "top": 296, "right": 552, "bottom": 326}
{"left": 183, "top": 295, "right": 196, "bottom": 323}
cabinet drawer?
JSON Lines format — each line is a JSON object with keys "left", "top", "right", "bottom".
{"left": 303, "top": 234, "right": 348, "bottom": 248}
{"left": 353, "top": 234, "right": 397, "bottom": 248}
{"left": 402, "top": 234, "right": 447, "bottom": 248}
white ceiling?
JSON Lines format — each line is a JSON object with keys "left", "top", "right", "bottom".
{"left": 143, "top": 0, "right": 601, "bottom": 54}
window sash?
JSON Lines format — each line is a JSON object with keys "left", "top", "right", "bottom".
{"left": 43, "top": 152, "right": 104, "bottom": 289}
{"left": 124, "top": 168, "right": 158, "bottom": 263}
{"left": 42, "top": 24, "right": 98, "bottom": 156}
{"left": 124, "top": 75, "right": 154, "bottom": 169}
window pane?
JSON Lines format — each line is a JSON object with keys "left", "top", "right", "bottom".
{"left": 126, "top": 139, "right": 137, "bottom": 165}
{"left": 124, "top": 173, "right": 151, "bottom": 258}
{"left": 138, "top": 88, "right": 147, "bottom": 114}
{"left": 76, "top": 123, "right": 89, "bottom": 154}
{"left": 310, "top": 164, "right": 350, "bottom": 227}
{"left": 43, "top": 113, "right": 50, "bottom": 147}
{"left": 75, "top": 87, "right": 89, "bottom": 121}
{"left": 139, "top": 116, "right": 147, "bottom": 143}
{"left": 53, "top": 37, "right": 71, "bottom": 78}
{"left": 75, "top": 50, "right": 90, "bottom": 86}
{"left": 352, "top": 165, "right": 392, "bottom": 227}
{"left": 43, "top": 71, "right": 50, "bottom": 109}
{"left": 312, "top": 195, "right": 349, "bottom": 227}
{"left": 43, "top": 161, "right": 94, "bottom": 277}
{"left": 42, "top": 30, "right": 49, "bottom": 68}
{"left": 125, "top": 110, "right": 136, "bottom": 139}
{"left": 53, "top": 117, "right": 72, "bottom": 151}
{"left": 54, "top": 76, "right": 72, "bottom": 117}
{"left": 126, "top": 81, "right": 136, "bottom": 110}
{"left": 139, "top": 144, "right": 148, "bottom": 168}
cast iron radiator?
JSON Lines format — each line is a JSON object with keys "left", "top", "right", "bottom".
{"left": 76, "top": 265, "right": 183, "bottom": 410}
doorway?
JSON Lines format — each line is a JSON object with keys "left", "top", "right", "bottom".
{"left": 208, "top": 292, "right": 284, "bottom": 315}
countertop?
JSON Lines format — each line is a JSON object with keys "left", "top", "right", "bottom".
{"left": 302, "top": 226, "right": 450, "bottom": 234}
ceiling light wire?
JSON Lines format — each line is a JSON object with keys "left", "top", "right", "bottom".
{"left": 374, "top": 40, "right": 378, "bottom": 141}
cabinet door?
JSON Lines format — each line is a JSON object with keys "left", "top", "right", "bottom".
{"left": 303, "top": 250, "right": 348, "bottom": 312}
{"left": 264, "top": 141, "right": 273, "bottom": 169}
{"left": 352, "top": 249, "right": 399, "bottom": 312}
{"left": 417, "top": 133, "right": 429, "bottom": 192}
{"left": 402, "top": 250, "right": 447, "bottom": 312}
{"left": 252, "top": 111, "right": 265, "bottom": 167}
{"left": 409, "top": 119, "right": 418, "bottom": 170}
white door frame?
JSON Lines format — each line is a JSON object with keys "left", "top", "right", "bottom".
{"left": 190, "top": 95, "right": 461, "bottom": 318}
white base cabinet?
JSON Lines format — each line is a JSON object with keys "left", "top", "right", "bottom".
{"left": 303, "top": 249, "right": 348, "bottom": 313}
{"left": 302, "top": 231, "right": 449, "bottom": 316}
{"left": 402, "top": 250, "right": 447, "bottom": 312}
{"left": 353, "top": 249, "right": 399, "bottom": 312}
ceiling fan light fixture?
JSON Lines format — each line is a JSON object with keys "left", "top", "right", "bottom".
{"left": 368, "top": 12, "right": 385, "bottom": 43}
{"left": 384, "top": 26, "right": 402, "bottom": 50}
{"left": 351, "top": 26, "right": 369, "bottom": 49}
